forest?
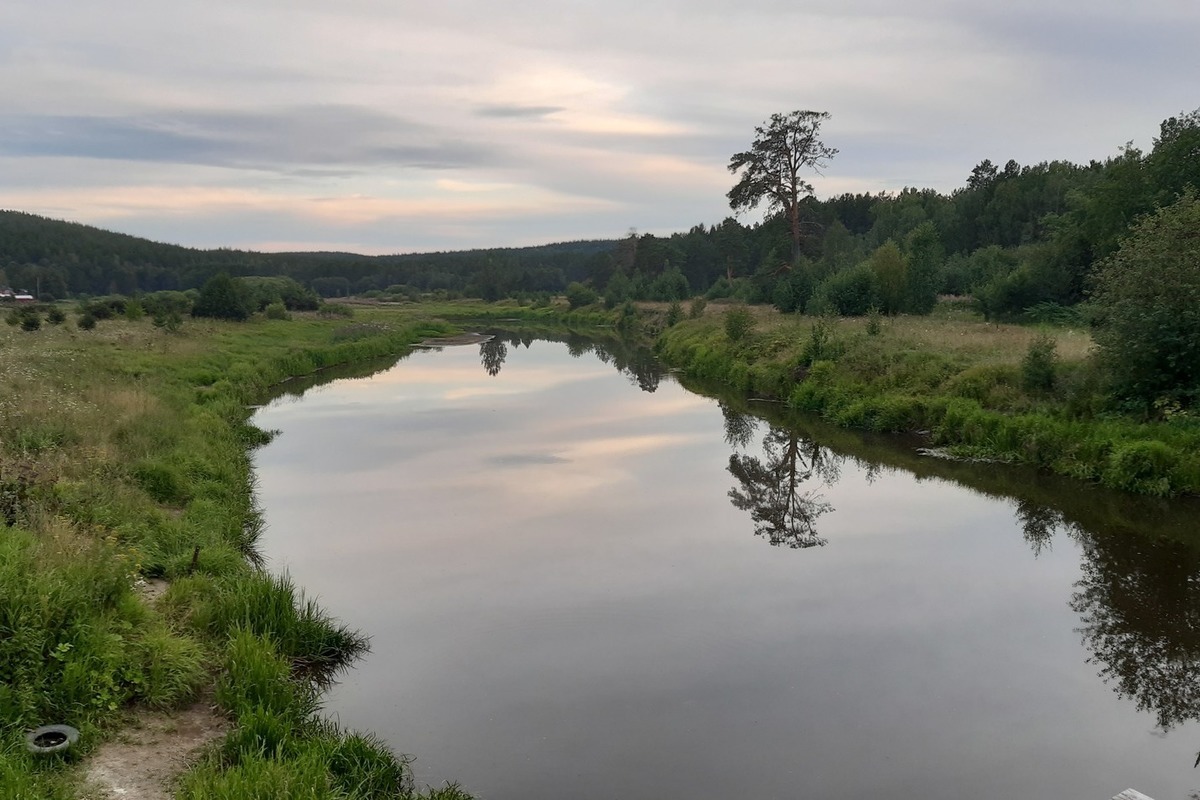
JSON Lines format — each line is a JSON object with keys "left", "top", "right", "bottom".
{"left": 1, "top": 107, "right": 1197, "bottom": 324}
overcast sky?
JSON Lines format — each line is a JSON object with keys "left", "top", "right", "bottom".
{"left": 2, "top": 1, "right": 1197, "bottom": 254}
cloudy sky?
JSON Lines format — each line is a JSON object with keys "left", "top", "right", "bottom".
{"left": 2, "top": 1, "right": 1197, "bottom": 254}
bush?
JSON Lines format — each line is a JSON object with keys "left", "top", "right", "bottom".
{"left": 77, "top": 313, "right": 97, "bottom": 331}
{"left": 1102, "top": 440, "right": 1179, "bottom": 496}
{"left": 811, "top": 262, "right": 879, "bottom": 316}
{"left": 565, "top": 282, "right": 598, "bottom": 310}
{"left": 723, "top": 306, "right": 754, "bottom": 342}
{"left": 317, "top": 303, "right": 354, "bottom": 319}
{"left": 152, "top": 311, "right": 183, "bottom": 332}
{"left": 19, "top": 313, "right": 40, "bottom": 332}
{"left": 688, "top": 297, "right": 707, "bottom": 319}
{"left": 46, "top": 307, "right": 66, "bottom": 325}
{"left": 192, "top": 273, "right": 253, "bottom": 321}
{"left": 664, "top": 301, "right": 683, "bottom": 327}
{"left": 1021, "top": 334, "right": 1059, "bottom": 395}
{"left": 800, "top": 317, "right": 837, "bottom": 365}
{"left": 264, "top": 302, "right": 291, "bottom": 321}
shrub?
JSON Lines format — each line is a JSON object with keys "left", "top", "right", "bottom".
{"left": 800, "top": 317, "right": 837, "bottom": 365}
{"left": 688, "top": 296, "right": 707, "bottom": 319}
{"left": 19, "top": 313, "right": 40, "bottom": 332}
{"left": 723, "top": 306, "right": 754, "bottom": 342}
{"left": 811, "top": 262, "right": 879, "bottom": 316}
{"left": 317, "top": 303, "right": 354, "bottom": 319}
{"left": 1102, "top": 440, "right": 1179, "bottom": 496}
{"left": 1021, "top": 333, "right": 1059, "bottom": 395}
{"left": 46, "top": 307, "right": 66, "bottom": 325}
{"left": 152, "top": 311, "right": 183, "bottom": 332}
{"left": 264, "top": 302, "right": 291, "bottom": 321}
{"left": 565, "top": 282, "right": 598, "bottom": 310}
{"left": 616, "top": 300, "right": 639, "bottom": 333}
{"left": 76, "top": 313, "right": 97, "bottom": 331}
{"left": 192, "top": 273, "right": 253, "bottom": 321}
{"left": 664, "top": 301, "right": 683, "bottom": 327}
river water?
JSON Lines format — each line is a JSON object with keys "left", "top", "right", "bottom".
{"left": 252, "top": 332, "right": 1200, "bottom": 800}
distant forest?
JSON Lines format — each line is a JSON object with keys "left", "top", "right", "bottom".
{"left": 2, "top": 108, "right": 1197, "bottom": 321}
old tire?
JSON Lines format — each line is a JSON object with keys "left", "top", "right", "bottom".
{"left": 26, "top": 724, "right": 79, "bottom": 755}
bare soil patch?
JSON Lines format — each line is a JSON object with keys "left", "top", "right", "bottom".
{"left": 78, "top": 698, "right": 228, "bottom": 800}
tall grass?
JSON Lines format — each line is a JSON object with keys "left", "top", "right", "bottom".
{"left": 657, "top": 306, "right": 1200, "bottom": 497}
{"left": 0, "top": 308, "right": 479, "bottom": 796}
{"left": 197, "top": 573, "right": 370, "bottom": 686}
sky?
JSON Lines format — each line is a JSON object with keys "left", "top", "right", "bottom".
{"left": 1, "top": 0, "right": 1198, "bottom": 255}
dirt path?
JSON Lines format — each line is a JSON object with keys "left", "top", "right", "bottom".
{"left": 78, "top": 698, "right": 228, "bottom": 800}
{"left": 77, "top": 578, "right": 229, "bottom": 800}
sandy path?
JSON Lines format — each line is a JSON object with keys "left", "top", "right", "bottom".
{"left": 78, "top": 698, "right": 228, "bottom": 800}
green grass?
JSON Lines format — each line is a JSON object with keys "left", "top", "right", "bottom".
{"left": 656, "top": 305, "right": 1200, "bottom": 497}
{"left": 0, "top": 304, "right": 493, "bottom": 797}
{"left": 197, "top": 573, "right": 370, "bottom": 687}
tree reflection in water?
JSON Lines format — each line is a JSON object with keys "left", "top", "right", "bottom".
{"left": 476, "top": 330, "right": 663, "bottom": 391}
{"left": 722, "top": 404, "right": 839, "bottom": 549}
{"left": 1070, "top": 529, "right": 1200, "bottom": 732}
{"left": 479, "top": 337, "right": 508, "bottom": 377}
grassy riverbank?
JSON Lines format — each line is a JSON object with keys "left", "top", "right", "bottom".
{"left": 655, "top": 302, "right": 1200, "bottom": 498}
{"left": 3, "top": 295, "right": 1195, "bottom": 797}
{"left": 0, "top": 306, "right": 498, "bottom": 798}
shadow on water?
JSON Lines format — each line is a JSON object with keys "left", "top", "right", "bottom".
{"left": 260, "top": 353, "right": 415, "bottom": 405}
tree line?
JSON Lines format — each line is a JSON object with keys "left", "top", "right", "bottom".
{"left": 1, "top": 107, "right": 1196, "bottom": 325}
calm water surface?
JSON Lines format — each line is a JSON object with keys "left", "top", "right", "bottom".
{"left": 253, "top": 334, "right": 1200, "bottom": 800}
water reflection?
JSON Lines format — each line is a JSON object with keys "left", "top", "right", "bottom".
{"left": 1072, "top": 531, "right": 1200, "bottom": 732}
{"left": 722, "top": 403, "right": 839, "bottom": 549}
{"left": 254, "top": 334, "right": 1200, "bottom": 796}
{"left": 1003, "top": 493, "right": 1200, "bottom": 735}
{"left": 1014, "top": 497, "right": 1063, "bottom": 556}
{"left": 479, "top": 329, "right": 663, "bottom": 392}
{"left": 480, "top": 337, "right": 508, "bottom": 377}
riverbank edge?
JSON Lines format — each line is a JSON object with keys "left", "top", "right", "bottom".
{"left": 651, "top": 310, "right": 1200, "bottom": 499}
{"left": 3, "top": 308, "right": 530, "bottom": 798}
{"left": 5, "top": 300, "right": 1193, "bottom": 797}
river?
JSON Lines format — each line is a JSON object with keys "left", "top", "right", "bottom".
{"left": 252, "top": 331, "right": 1200, "bottom": 800}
